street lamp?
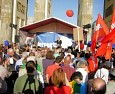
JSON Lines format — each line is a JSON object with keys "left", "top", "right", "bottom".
{"left": 9, "top": 23, "right": 17, "bottom": 42}
{"left": 83, "top": 24, "right": 91, "bottom": 29}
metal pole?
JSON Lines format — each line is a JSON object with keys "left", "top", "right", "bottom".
{"left": 77, "top": 27, "right": 80, "bottom": 52}
{"left": 45, "top": 0, "right": 48, "bottom": 19}
{"left": 10, "top": 0, "right": 14, "bottom": 43}
{"left": 12, "top": 0, "right": 17, "bottom": 43}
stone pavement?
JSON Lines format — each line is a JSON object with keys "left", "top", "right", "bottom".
{"left": 106, "top": 81, "right": 115, "bottom": 94}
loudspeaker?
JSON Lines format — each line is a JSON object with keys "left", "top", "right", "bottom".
{"left": 15, "top": 35, "right": 19, "bottom": 43}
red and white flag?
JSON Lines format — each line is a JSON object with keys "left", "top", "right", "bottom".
{"left": 97, "top": 8, "right": 115, "bottom": 60}
{"left": 110, "top": 8, "right": 115, "bottom": 32}
{"left": 101, "top": 8, "right": 115, "bottom": 43}
{"left": 91, "top": 14, "right": 109, "bottom": 54}
{"left": 105, "top": 42, "right": 112, "bottom": 60}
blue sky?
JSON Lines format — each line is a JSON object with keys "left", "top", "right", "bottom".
{"left": 28, "top": 0, "right": 104, "bottom": 25}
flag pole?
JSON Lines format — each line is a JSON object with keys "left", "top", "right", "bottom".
{"left": 45, "top": 0, "right": 48, "bottom": 19}
{"left": 77, "top": 27, "right": 80, "bottom": 51}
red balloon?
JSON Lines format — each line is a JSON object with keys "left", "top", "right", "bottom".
{"left": 66, "top": 10, "right": 74, "bottom": 17}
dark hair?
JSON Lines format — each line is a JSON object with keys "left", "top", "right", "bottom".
{"left": 46, "top": 50, "right": 55, "bottom": 59}
{"left": 85, "top": 53, "right": 91, "bottom": 59}
{"left": 80, "top": 51, "right": 85, "bottom": 57}
{"left": 55, "top": 56, "right": 62, "bottom": 64}
{"left": 26, "top": 60, "right": 35, "bottom": 73}
{"left": 92, "top": 85, "right": 106, "bottom": 94}
{"left": 70, "top": 71, "right": 83, "bottom": 81}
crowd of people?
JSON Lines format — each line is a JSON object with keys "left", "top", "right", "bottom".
{"left": 0, "top": 39, "right": 115, "bottom": 94}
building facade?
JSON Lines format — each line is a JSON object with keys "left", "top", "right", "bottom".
{"left": 34, "top": 0, "right": 52, "bottom": 22}
{"left": 77, "top": 0, "right": 93, "bottom": 43}
{"left": 0, "top": 0, "right": 28, "bottom": 43}
{"left": 104, "top": 0, "right": 115, "bottom": 28}
{"left": 27, "top": 16, "right": 34, "bottom": 25}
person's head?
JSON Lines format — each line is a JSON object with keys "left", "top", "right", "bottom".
{"left": 80, "top": 51, "right": 85, "bottom": 57}
{"left": 26, "top": 60, "right": 36, "bottom": 74}
{"left": 20, "top": 52, "right": 28, "bottom": 63}
{"left": 102, "top": 61, "right": 111, "bottom": 70}
{"left": 27, "top": 56, "right": 36, "bottom": 63}
{"left": 68, "top": 48, "right": 72, "bottom": 53}
{"left": 76, "top": 52, "right": 81, "bottom": 58}
{"left": 7, "top": 48, "right": 14, "bottom": 56}
{"left": 91, "top": 78, "right": 106, "bottom": 94}
{"left": 29, "top": 51, "right": 35, "bottom": 56}
{"left": 46, "top": 50, "right": 55, "bottom": 59}
{"left": 76, "top": 60, "right": 87, "bottom": 68}
{"left": 55, "top": 56, "right": 62, "bottom": 64}
{"left": 85, "top": 53, "right": 91, "bottom": 59}
{"left": 50, "top": 68, "right": 65, "bottom": 87}
{"left": 70, "top": 72, "right": 83, "bottom": 84}
{"left": 21, "top": 52, "right": 27, "bottom": 58}
{"left": 64, "top": 55, "right": 71, "bottom": 64}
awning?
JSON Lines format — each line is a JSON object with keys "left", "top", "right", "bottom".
{"left": 20, "top": 17, "right": 78, "bottom": 32}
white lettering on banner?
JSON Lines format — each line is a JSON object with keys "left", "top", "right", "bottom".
{"left": 95, "top": 24, "right": 101, "bottom": 31}
{"left": 111, "top": 22, "right": 115, "bottom": 30}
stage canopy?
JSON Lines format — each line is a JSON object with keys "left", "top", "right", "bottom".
{"left": 19, "top": 17, "right": 80, "bottom": 48}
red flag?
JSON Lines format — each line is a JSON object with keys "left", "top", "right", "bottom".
{"left": 96, "top": 42, "right": 112, "bottom": 60}
{"left": 97, "top": 8, "right": 115, "bottom": 60}
{"left": 110, "top": 8, "right": 115, "bottom": 31}
{"left": 103, "top": 8, "right": 115, "bottom": 59}
{"left": 101, "top": 8, "right": 115, "bottom": 44}
{"left": 87, "top": 54, "right": 98, "bottom": 72}
{"left": 96, "top": 43, "right": 108, "bottom": 56}
{"left": 90, "top": 31, "right": 98, "bottom": 54}
{"left": 97, "top": 14, "right": 109, "bottom": 35}
{"left": 101, "top": 28, "right": 115, "bottom": 43}
{"left": 91, "top": 14, "right": 109, "bottom": 54}
{"left": 105, "top": 42, "right": 112, "bottom": 60}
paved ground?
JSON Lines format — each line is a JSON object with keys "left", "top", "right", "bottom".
{"left": 106, "top": 81, "right": 115, "bottom": 94}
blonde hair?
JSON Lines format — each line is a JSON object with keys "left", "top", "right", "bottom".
{"left": 51, "top": 68, "right": 65, "bottom": 87}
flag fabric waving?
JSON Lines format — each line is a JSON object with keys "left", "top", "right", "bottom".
{"left": 87, "top": 54, "right": 98, "bottom": 72}
{"left": 101, "top": 28, "right": 115, "bottom": 43}
{"left": 105, "top": 42, "right": 112, "bottom": 60}
{"left": 96, "top": 42, "right": 108, "bottom": 56}
{"left": 110, "top": 8, "right": 115, "bottom": 32}
{"left": 96, "top": 8, "right": 115, "bottom": 60}
{"left": 91, "top": 14, "right": 109, "bottom": 54}
{"left": 101, "top": 8, "right": 115, "bottom": 44}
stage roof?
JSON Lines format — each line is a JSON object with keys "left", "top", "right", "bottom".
{"left": 19, "top": 17, "right": 79, "bottom": 32}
